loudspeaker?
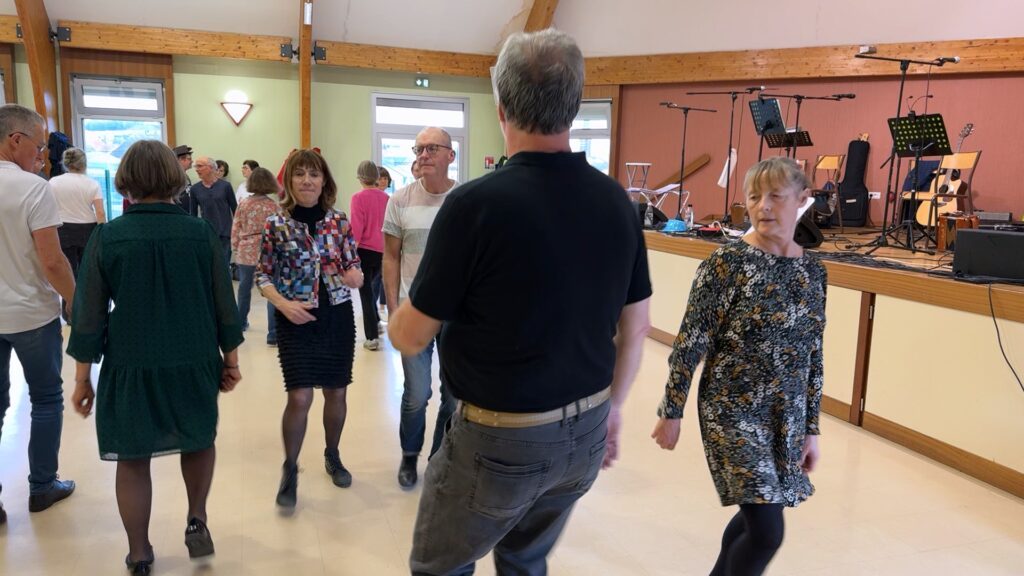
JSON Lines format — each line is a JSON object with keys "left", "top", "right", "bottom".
{"left": 794, "top": 211, "right": 824, "bottom": 248}
{"left": 953, "top": 229, "right": 1024, "bottom": 280}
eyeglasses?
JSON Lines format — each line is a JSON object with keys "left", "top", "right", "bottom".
{"left": 411, "top": 143, "right": 452, "bottom": 156}
{"left": 10, "top": 132, "right": 46, "bottom": 153}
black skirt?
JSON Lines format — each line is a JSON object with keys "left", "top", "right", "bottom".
{"left": 275, "top": 292, "right": 355, "bottom": 390}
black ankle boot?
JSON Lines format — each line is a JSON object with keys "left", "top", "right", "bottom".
{"left": 276, "top": 462, "right": 298, "bottom": 508}
{"left": 398, "top": 455, "right": 418, "bottom": 489}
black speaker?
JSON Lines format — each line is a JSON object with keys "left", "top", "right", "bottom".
{"left": 794, "top": 211, "right": 824, "bottom": 248}
{"left": 953, "top": 229, "right": 1024, "bottom": 280}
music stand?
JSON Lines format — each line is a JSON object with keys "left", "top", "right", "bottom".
{"left": 885, "top": 113, "right": 952, "bottom": 253}
{"left": 749, "top": 98, "right": 784, "bottom": 161}
{"left": 765, "top": 130, "right": 813, "bottom": 153}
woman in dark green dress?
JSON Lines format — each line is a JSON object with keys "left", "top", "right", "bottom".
{"left": 68, "top": 140, "right": 244, "bottom": 575}
{"left": 652, "top": 157, "right": 826, "bottom": 576}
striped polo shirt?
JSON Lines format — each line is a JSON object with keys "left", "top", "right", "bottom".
{"left": 381, "top": 178, "right": 457, "bottom": 302}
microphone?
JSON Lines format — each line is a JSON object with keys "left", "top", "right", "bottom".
{"left": 937, "top": 56, "right": 961, "bottom": 64}
{"left": 832, "top": 93, "right": 856, "bottom": 99}
{"left": 659, "top": 101, "right": 674, "bottom": 107}
{"left": 745, "top": 86, "right": 766, "bottom": 93}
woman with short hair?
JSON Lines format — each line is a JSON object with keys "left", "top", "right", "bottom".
{"left": 653, "top": 157, "right": 826, "bottom": 576}
{"left": 68, "top": 140, "right": 243, "bottom": 575}
{"left": 50, "top": 147, "right": 105, "bottom": 316}
{"left": 350, "top": 160, "right": 389, "bottom": 350}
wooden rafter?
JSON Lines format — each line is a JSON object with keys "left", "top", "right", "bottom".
{"left": 298, "top": 0, "right": 312, "bottom": 148}
{"left": 315, "top": 40, "right": 495, "bottom": 78}
{"left": 524, "top": 0, "right": 558, "bottom": 32}
{"left": 0, "top": 15, "right": 21, "bottom": 43}
{"left": 585, "top": 37, "right": 1024, "bottom": 85}
{"left": 56, "top": 20, "right": 292, "bottom": 62}
{"left": 14, "top": 0, "right": 58, "bottom": 132}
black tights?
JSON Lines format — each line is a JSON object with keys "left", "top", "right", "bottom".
{"left": 282, "top": 387, "right": 348, "bottom": 465}
{"left": 709, "top": 504, "right": 785, "bottom": 576}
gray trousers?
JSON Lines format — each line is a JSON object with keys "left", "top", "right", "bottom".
{"left": 410, "top": 399, "right": 610, "bottom": 576}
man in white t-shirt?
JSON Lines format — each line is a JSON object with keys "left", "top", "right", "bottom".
{"left": 382, "top": 126, "right": 458, "bottom": 489}
{"left": 0, "top": 105, "right": 78, "bottom": 525}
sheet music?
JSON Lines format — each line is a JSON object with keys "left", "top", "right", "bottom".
{"left": 717, "top": 148, "right": 737, "bottom": 188}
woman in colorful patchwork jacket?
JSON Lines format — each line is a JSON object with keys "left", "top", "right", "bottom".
{"left": 255, "top": 149, "right": 364, "bottom": 508}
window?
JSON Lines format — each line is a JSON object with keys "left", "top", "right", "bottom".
{"left": 71, "top": 77, "right": 168, "bottom": 218}
{"left": 372, "top": 94, "right": 468, "bottom": 190}
{"left": 570, "top": 100, "right": 612, "bottom": 174}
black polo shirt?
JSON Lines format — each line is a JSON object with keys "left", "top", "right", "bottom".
{"left": 409, "top": 151, "right": 651, "bottom": 413}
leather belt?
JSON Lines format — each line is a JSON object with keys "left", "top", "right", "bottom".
{"left": 460, "top": 387, "right": 611, "bottom": 429}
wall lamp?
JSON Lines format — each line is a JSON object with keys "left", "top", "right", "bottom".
{"left": 221, "top": 90, "right": 253, "bottom": 126}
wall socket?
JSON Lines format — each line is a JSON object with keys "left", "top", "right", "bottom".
{"left": 868, "top": 191, "right": 881, "bottom": 200}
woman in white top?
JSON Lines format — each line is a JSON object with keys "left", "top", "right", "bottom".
{"left": 50, "top": 148, "right": 105, "bottom": 311}
{"left": 235, "top": 159, "right": 259, "bottom": 204}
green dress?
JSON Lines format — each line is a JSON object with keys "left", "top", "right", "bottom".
{"left": 67, "top": 203, "right": 244, "bottom": 460}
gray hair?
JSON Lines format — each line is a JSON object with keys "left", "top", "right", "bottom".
{"left": 62, "top": 147, "right": 87, "bottom": 173}
{"left": 356, "top": 160, "right": 380, "bottom": 186}
{"left": 0, "top": 104, "right": 44, "bottom": 142}
{"left": 743, "top": 157, "right": 810, "bottom": 198}
{"left": 494, "top": 29, "right": 584, "bottom": 135}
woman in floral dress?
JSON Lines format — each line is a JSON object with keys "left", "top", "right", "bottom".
{"left": 652, "top": 157, "right": 826, "bottom": 576}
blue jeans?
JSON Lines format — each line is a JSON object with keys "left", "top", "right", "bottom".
{"left": 237, "top": 264, "right": 277, "bottom": 342}
{"left": 0, "top": 319, "right": 65, "bottom": 495}
{"left": 399, "top": 337, "right": 455, "bottom": 457}
{"left": 410, "top": 399, "right": 610, "bottom": 576}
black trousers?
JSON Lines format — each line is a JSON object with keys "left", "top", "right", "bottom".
{"left": 357, "top": 247, "right": 383, "bottom": 340}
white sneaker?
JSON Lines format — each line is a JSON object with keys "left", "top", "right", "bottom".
{"left": 363, "top": 339, "right": 380, "bottom": 351}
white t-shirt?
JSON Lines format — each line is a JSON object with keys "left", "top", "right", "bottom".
{"left": 0, "top": 161, "right": 62, "bottom": 333}
{"left": 381, "top": 178, "right": 457, "bottom": 302}
{"left": 236, "top": 181, "right": 252, "bottom": 204}
{"left": 49, "top": 172, "right": 102, "bottom": 224}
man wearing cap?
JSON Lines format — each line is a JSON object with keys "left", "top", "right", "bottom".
{"left": 389, "top": 30, "right": 651, "bottom": 574}
{"left": 172, "top": 144, "right": 194, "bottom": 214}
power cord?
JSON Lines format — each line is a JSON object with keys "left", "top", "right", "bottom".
{"left": 987, "top": 284, "right": 1024, "bottom": 394}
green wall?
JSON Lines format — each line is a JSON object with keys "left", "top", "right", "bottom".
{"left": 14, "top": 45, "right": 35, "bottom": 110}
{"left": 172, "top": 57, "right": 300, "bottom": 191}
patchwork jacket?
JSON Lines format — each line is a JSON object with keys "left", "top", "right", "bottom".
{"left": 255, "top": 209, "right": 361, "bottom": 306}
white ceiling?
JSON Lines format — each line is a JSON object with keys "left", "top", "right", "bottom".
{"left": 2, "top": 0, "right": 1021, "bottom": 57}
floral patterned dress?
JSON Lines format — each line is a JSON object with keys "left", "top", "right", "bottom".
{"left": 658, "top": 240, "right": 826, "bottom": 507}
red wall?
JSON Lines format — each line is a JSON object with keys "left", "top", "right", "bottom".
{"left": 619, "top": 74, "right": 1024, "bottom": 223}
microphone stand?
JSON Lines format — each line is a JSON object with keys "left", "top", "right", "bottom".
{"left": 662, "top": 103, "right": 717, "bottom": 219}
{"left": 686, "top": 87, "right": 761, "bottom": 222}
{"left": 846, "top": 53, "right": 943, "bottom": 254}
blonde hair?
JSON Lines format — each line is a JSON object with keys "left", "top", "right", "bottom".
{"left": 743, "top": 157, "right": 809, "bottom": 198}
{"left": 62, "top": 147, "right": 87, "bottom": 173}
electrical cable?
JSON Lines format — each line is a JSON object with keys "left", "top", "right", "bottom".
{"left": 987, "top": 284, "right": 1024, "bottom": 394}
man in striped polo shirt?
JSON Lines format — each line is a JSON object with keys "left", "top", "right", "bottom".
{"left": 381, "top": 126, "right": 458, "bottom": 489}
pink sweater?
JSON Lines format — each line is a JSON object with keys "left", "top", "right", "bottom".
{"left": 349, "top": 188, "right": 389, "bottom": 253}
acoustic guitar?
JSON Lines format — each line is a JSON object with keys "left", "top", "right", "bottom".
{"left": 914, "top": 123, "right": 974, "bottom": 226}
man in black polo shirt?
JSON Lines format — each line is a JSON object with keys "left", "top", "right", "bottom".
{"left": 389, "top": 29, "right": 651, "bottom": 576}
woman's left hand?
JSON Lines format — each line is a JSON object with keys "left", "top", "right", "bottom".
{"left": 341, "top": 266, "right": 364, "bottom": 289}
{"left": 799, "top": 434, "right": 820, "bottom": 473}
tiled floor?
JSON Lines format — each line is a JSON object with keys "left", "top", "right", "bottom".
{"left": 1, "top": 294, "right": 1023, "bottom": 575}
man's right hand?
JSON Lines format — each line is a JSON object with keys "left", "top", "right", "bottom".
{"left": 278, "top": 299, "right": 317, "bottom": 325}
{"left": 651, "top": 417, "right": 681, "bottom": 450}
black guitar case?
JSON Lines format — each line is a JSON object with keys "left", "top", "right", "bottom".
{"left": 836, "top": 139, "right": 871, "bottom": 226}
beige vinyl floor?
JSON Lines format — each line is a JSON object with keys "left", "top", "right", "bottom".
{"left": 2, "top": 291, "right": 1023, "bottom": 576}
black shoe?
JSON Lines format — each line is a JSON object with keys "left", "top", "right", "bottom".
{"left": 185, "top": 517, "right": 215, "bottom": 559}
{"left": 324, "top": 451, "right": 352, "bottom": 488}
{"left": 28, "top": 479, "right": 75, "bottom": 513}
{"left": 398, "top": 455, "right": 418, "bottom": 489}
{"left": 276, "top": 462, "right": 298, "bottom": 508}
{"left": 125, "top": 547, "right": 154, "bottom": 575}
{"left": 0, "top": 501, "right": 6, "bottom": 525}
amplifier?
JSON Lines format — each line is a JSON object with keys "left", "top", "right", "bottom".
{"left": 976, "top": 211, "right": 1013, "bottom": 224}
{"left": 953, "top": 229, "right": 1024, "bottom": 281}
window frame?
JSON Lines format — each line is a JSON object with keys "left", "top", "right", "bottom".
{"left": 371, "top": 92, "right": 469, "bottom": 184}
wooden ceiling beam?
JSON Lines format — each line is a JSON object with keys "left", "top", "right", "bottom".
{"left": 315, "top": 40, "right": 495, "bottom": 78}
{"left": 14, "top": 0, "right": 58, "bottom": 132}
{"left": 524, "top": 0, "right": 559, "bottom": 32}
{"left": 0, "top": 15, "right": 21, "bottom": 43}
{"left": 585, "top": 37, "right": 1024, "bottom": 85}
{"left": 298, "top": 0, "right": 311, "bottom": 148}
{"left": 56, "top": 20, "right": 292, "bottom": 62}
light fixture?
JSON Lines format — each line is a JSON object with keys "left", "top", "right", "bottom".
{"left": 220, "top": 90, "right": 253, "bottom": 126}
{"left": 415, "top": 77, "right": 430, "bottom": 88}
